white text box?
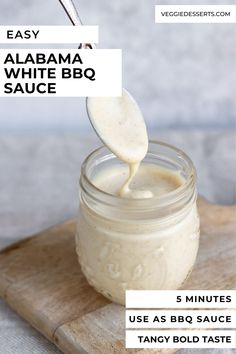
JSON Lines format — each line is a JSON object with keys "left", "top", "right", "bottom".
{"left": 126, "top": 291, "right": 236, "bottom": 309}
{"left": 0, "top": 26, "right": 98, "bottom": 44}
{"left": 155, "top": 5, "right": 236, "bottom": 23}
{"left": 126, "top": 330, "right": 236, "bottom": 349}
{"left": 0, "top": 49, "right": 122, "bottom": 97}
{"left": 126, "top": 310, "right": 236, "bottom": 329}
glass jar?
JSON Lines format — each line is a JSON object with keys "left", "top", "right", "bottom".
{"left": 76, "top": 141, "right": 200, "bottom": 305}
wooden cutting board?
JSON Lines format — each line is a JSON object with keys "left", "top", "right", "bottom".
{"left": 0, "top": 198, "right": 235, "bottom": 354}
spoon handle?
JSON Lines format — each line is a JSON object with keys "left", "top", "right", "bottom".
{"left": 58, "top": 0, "right": 96, "bottom": 48}
{"left": 58, "top": 0, "right": 83, "bottom": 26}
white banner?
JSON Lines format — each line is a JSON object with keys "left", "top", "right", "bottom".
{"left": 155, "top": 5, "right": 236, "bottom": 23}
{"left": 126, "top": 310, "right": 236, "bottom": 329}
{"left": 126, "top": 330, "right": 236, "bottom": 349}
{"left": 126, "top": 290, "right": 236, "bottom": 309}
{"left": 0, "top": 26, "right": 98, "bottom": 44}
{"left": 0, "top": 49, "right": 122, "bottom": 97}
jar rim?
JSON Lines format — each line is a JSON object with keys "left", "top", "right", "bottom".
{"left": 80, "top": 140, "right": 196, "bottom": 212}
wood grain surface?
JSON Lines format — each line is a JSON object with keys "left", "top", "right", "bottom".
{"left": 0, "top": 198, "right": 235, "bottom": 354}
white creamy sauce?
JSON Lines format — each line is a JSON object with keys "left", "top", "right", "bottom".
{"left": 87, "top": 88, "right": 152, "bottom": 198}
{"left": 76, "top": 89, "right": 200, "bottom": 305}
{"left": 93, "top": 164, "right": 183, "bottom": 198}
{"left": 77, "top": 163, "right": 199, "bottom": 305}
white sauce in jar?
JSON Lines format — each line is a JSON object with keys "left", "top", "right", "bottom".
{"left": 94, "top": 163, "right": 183, "bottom": 198}
{"left": 77, "top": 162, "right": 199, "bottom": 305}
{"left": 76, "top": 90, "right": 200, "bottom": 305}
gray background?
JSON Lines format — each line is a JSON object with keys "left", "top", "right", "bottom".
{"left": 0, "top": 0, "right": 236, "bottom": 131}
{"left": 0, "top": 0, "right": 236, "bottom": 353}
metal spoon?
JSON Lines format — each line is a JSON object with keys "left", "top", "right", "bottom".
{"left": 58, "top": 0, "right": 149, "bottom": 199}
{"left": 58, "top": 0, "right": 109, "bottom": 145}
{"left": 58, "top": 0, "right": 127, "bottom": 151}
{"left": 58, "top": 0, "right": 96, "bottom": 49}
{"left": 58, "top": 0, "right": 112, "bottom": 138}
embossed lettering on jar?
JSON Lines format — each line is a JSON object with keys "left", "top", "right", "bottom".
{"left": 76, "top": 141, "right": 200, "bottom": 305}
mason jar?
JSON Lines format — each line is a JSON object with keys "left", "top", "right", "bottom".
{"left": 76, "top": 141, "right": 200, "bottom": 305}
